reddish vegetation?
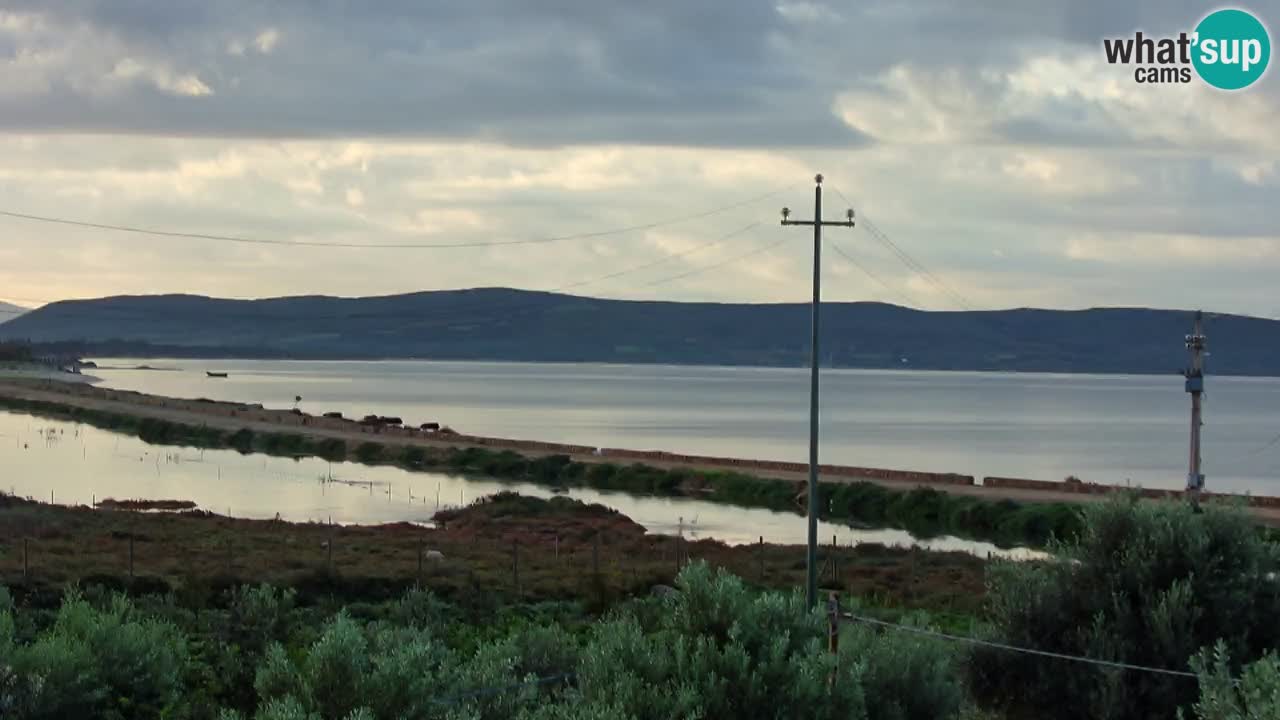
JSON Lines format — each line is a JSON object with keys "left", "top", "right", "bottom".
{"left": 0, "top": 491, "right": 987, "bottom": 613}
{"left": 433, "top": 492, "right": 647, "bottom": 545}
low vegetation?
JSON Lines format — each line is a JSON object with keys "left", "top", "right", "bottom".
{"left": 0, "top": 564, "right": 976, "bottom": 720}
{"left": 0, "top": 395, "right": 1082, "bottom": 548}
{"left": 3, "top": 490, "right": 1279, "bottom": 718}
{"left": 0, "top": 342, "right": 34, "bottom": 363}
{"left": 0, "top": 491, "right": 987, "bottom": 618}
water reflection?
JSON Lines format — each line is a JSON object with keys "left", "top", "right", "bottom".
{"left": 0, "top": 410, "right": 1038, "bottom": 559}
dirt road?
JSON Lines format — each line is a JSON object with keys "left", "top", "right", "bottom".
{"left": 3, "top": 377, "right": 1277, "bottom": 524}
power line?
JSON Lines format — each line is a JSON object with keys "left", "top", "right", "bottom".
{"left": 1, "top": 222, "right": 764, "bottom": 329}
{"left": 862, "top": 219, "right": 974, "bottom": 311}
{"left": 842, "top": 613, "right": 1200, "bottom": 680}
{"left": 555, "top": 223, "right": 760, "bottom": 293}
{"left": 0, "top": 183, "right": 798, "bottom": 251}
{"left": 828, "top": 242, "right": 922, "bottom": 309}
{"left": 641, "top": 230, "right": 786, "bottom": 288}
{"left": 827, "top": 187, "right": 974, "bottom": 311}
{"left": 1244, "top": 431, "right": 1280, "bottom": 457}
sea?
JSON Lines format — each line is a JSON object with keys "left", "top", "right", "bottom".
{"left": 2, "top": 359, "right": 1277, "bottom": 554}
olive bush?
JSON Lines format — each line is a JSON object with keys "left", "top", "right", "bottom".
{"left": 1186, "top": 643, "right": 1280, "bottom": 720}
{"left": 0, "top": 590, "right": 189, "bottom": 720}
{"left": 971, "top": 497, "right": 1280, "bottom": 720}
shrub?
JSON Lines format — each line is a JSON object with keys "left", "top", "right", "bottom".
{"left": 227, "top": 429, "right": 255, "bottom": 454}
{"left": 1, "top": 591, "right": 189, "bottom": 719}
{"left": 398, "top": 446, "right": 426, "bottom": 467}
{"left": 972, "top": 496, "right": 1280, "bottom": 720}
{"left": 842, "top": 612, "right": 964, "bottom": 720}
{"left": 1188, "top": 643, "right": 1280, "bottom": 720}
{"left": 353, "top": 442, "right": 384, "bottom": 463}
{"left": 570, "top": 562, "right": 965, "bottom": 720}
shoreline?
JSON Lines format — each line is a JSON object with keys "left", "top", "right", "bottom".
{"left": 2, "top": 376, "right": 1279, "bottom": 533}
{"left": 77, "top": 352, "right": 1280, "bottom": 379}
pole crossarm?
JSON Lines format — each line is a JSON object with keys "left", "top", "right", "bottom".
{"left": 779, "top": 173, "right": 856, "bottom": 610}
{"left": 781, "top": 220, "right": 855, "bottom": 227}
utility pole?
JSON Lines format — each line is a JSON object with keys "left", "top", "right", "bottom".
{"left": 1184, "top": 310, "right": 1207, "bottom": 506}
{"left": 781, "top": 173, "right": 855, "bottom": 609}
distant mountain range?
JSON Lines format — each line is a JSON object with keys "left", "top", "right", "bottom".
{"left": 0, "top": 301, "right": 29, "bottom": 324}
{"left": 0, "top": 288, "right": 1275, "bottom": 375}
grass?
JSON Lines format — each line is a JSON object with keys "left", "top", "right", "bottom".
{"left": 0, "top": 393, "right": 1083, "bottom": 548}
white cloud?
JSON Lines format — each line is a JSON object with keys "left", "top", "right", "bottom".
{"left": 254, "top": 28, "right": 280, "bottom": 54}
{"left": 1065, "top": 233, "right": 1280, "bottom": 264}
{"left": 345, "top": 187, "right": 365, "bottom": 207}
{"left": 775, "top": 2, "right": 842, "bottom": 24}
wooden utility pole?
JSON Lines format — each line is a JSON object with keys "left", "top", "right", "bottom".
{"left": 781, "top": 174, "right": 855, "bottom": 609}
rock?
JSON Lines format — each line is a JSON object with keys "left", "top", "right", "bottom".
{"left": 651, "top": 584, "right": 678, "bottom": 597}
{"left": 425, "top": 550, "right": 444, "bottom": 561}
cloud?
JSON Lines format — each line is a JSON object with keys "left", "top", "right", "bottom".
{"left": 0, "top": 0, "right": 1277, "bottom": 319}
{"left": 253, "top": 28, "right": 279, "bottom": 54}
{"left": 0, "top": 0, "right": 862, "bottom": 146}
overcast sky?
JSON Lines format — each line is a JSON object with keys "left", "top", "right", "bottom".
{"left": 1, "top": 0, "right": 1278, "bottom": 316}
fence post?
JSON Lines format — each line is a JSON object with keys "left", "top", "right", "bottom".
{"left": 23, "top": 537, "right": 29, "bottom": 579}
{"left": 327, "top": 528, "right": 334, "bottom": 577}
{"left": 758, "top": 536, "right": 765, "bottom": 582}
{"left": 554, "top": 535, "right": 559, "bottom": 560}
{"left": 129, "top": 531, "right": 135, "bottom": 579}
{"left": 512, "top": 540, "right": 520, "bottom": 597}
{"left": 592, "top": 531, "right": 601, "bottom": 579}
{"left": 417, "top": 535, "right": 424, "bottom": 588}
{"left": 832, "top": 536, "right": 840, "bottom": 588}
{"left": 827, "top": 590, "right": 841, "bottom": 687}
{"left": 906, "top": 548, "right": 916, "bottom": 605}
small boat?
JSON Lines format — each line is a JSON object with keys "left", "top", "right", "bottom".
{"left": 206, "top": 371, "right": 229, "bottom": 378}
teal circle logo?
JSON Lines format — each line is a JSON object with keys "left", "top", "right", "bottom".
{"left": 1192, "top": 9, "right": 1271, "bottom": 90}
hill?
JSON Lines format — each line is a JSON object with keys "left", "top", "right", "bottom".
{"left": 0, "top": 301, "right": 29, "bottom": 324}
{"left": 0, "top": 288, "right": 1275, "bottom": 375}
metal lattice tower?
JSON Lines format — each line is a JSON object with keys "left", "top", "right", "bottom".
{"left": 1184, "top": 310, "right": 1207, "bottom": 503}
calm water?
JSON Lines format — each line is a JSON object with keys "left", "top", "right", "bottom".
{"left": 88, "top": 359, "right": 1280, "bottom": 494}
{"left": 0, "top": 411, "right": 1033, "bottom": 557}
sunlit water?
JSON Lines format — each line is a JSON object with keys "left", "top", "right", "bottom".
{"left": 0, "top": 411, "right": 1035, "bottom": 558}
{"left": 88, "top": 359, "right": 1280, "bottom": 494}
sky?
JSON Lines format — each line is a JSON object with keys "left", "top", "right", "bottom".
{"left": 0, "top": 0, "right": 1278, "bottom": 317}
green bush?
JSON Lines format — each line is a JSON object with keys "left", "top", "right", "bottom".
{"left": 398, "top": 446, "right": 426, "bottom": 467}
{"left": 314, "top": 438, "right": 347, "bottom": 462}
{"left": 354, "top": 442, "right": 384, "bottom": 463}
{"left": 843, "top": 612, "right": 964, "bottom": 720}
{"left": 1188, "top": 643, "right": 1280, "bottom": 720}
{"left": 227, "top": 429, "right": 256, "bottom": 454}
{"left": 568, "top": 563, "right": 966, "bottom": 720}
{"left": 0, "top": 591, "right": 189, "bottom": 719}
{"left": 971, "top": 496, "right": 1280, "bottom": 720}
